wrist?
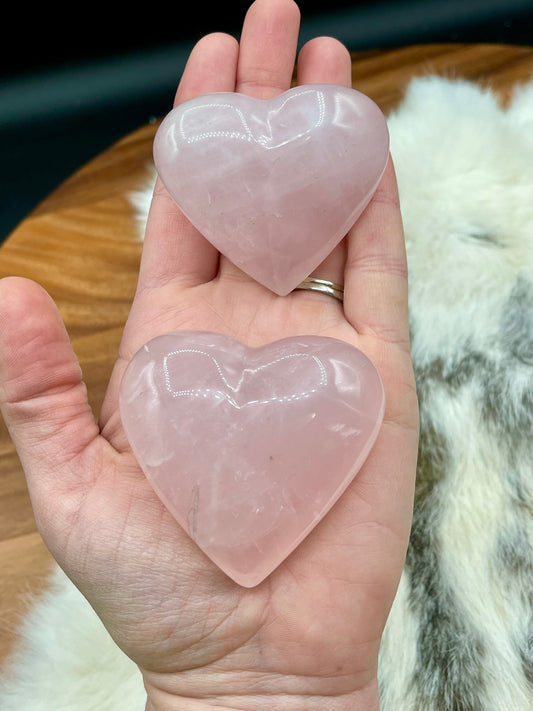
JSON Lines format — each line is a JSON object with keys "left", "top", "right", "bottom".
{"left": 144, "top": 677, "right": 380, "bottom": 711}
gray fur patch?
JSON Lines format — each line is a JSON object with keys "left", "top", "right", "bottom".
{"left": 495, "top": 528, "right": 533, "bottom": 687}
{"left": 462, "top": 230, "right": 501, "bottom": 247}
{"left": 400, "top": 325, "right": 533, "bottom": 709}
{"left": 500, "top": 276, "right": 533, "bottom": 365}
{"left": 405, "top": 405, "right": 488, "bottom": 710}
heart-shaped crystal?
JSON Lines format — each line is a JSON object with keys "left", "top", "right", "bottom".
{"left": 119, "top": 331, "right": 385, "bottom": 587}
{"left": 153, "top": 84, "right": 389, "bottom": 295}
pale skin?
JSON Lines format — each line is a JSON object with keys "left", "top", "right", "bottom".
{"left": 0, "top": 1, "right": 419, "bottom": 709}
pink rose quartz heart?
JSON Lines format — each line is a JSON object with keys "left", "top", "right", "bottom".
{"left": 153, "top": 84, "right": 389, "bottom": 295}
{"left": 119, "top": 331, "right": 385, "bottom": 587}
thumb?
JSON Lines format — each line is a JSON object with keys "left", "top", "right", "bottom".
{"left": 0, "top": 277, "right": 100, "bottom": 517}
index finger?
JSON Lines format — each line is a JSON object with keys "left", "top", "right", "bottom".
{"left": 138, "top": 33, "right": 239, "bottom": 293}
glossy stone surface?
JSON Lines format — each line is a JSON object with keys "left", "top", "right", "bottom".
{"left": 119, "top": 331, "right": 385, "bottom": 587}
{"left": 153, "top": 84, "right": 389, "bottom": 295}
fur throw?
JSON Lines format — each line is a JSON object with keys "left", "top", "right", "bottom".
{"left": 1, "top": 74, "right": 533, "bottom": 710}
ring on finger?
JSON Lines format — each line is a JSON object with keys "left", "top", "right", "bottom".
{"left": 293, "top": 277, "right": 344, "bottom": 302}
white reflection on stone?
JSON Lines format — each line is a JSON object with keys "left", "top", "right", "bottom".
{"left": 174, "top": 88, "right": 326, "bottom": 150}
{"left": 163, "top": 349, "right": 327, "bottom": 408}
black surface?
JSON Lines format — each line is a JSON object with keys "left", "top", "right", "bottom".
{"left": 2, "top": 0, "right": 533, "bottom": 242}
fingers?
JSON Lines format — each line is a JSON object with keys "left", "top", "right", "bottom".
{"left": 343, "top": 157, "right": 410, "bottom": 350}
{"left": 137, "top": 33, "right": 239, "bottom": 292}
{"left": 0, "top": 277, "right": 100, "bottom": 512}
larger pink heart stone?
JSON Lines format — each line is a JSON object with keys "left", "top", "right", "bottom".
{"left": 119, "top": 331, "right": 385, "bottom": 587}
{"left": 153, "top": 84, "right": 389, "bottom": 295}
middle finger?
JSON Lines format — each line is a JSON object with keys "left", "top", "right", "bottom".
{"left": 217, "top": 0, "right": 302, "bottom": 286}
{"left": 236, "top": 0, "right": 301, "bottom": 99}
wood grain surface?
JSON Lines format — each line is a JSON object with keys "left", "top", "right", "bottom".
{"left": 1, "top": 43, "right": 532, "bottom": 665}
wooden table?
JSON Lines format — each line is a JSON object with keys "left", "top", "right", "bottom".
{"left": 1, "top": 43, "right": 533, "bottom": 664}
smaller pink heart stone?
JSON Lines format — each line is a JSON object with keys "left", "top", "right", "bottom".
{"left": 153, "top": 84, "right": 389, "bottom": 295}
{"left": 119, "top": 332, "right": 385, "bottom": 587}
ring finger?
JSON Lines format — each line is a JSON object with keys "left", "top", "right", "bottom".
{"left": 293, "top": 36, "right": 352, "bottom": 300}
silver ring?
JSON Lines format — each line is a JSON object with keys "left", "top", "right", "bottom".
{"left": 293, "top": 277, "right": 344, "bottom": 302}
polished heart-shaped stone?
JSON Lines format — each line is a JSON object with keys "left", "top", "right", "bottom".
{"left": 153, "top": 84, "right": 389, "bottom": 295}
{"left": 119, "top": 331, "right": 385, "bottom": 587}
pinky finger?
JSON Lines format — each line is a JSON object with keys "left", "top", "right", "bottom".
{"left": 343, "top": 157, "right": 410, "bottom": 350}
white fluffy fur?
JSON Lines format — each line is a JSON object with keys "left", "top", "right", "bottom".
{"left": 2, "top": 74, "right": 533, "bottom": 709}
{"left": 392, "top": 77, "right": 533, "bottom": 368}
{"left": 379, "top": 75, "right": 533, "bottom": 710}
{"left": 0, "top": 566, "right": 145, "bottom": 709}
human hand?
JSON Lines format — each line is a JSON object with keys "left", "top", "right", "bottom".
{"left": 0, "top": 1, "right": 419, "bottom": 709}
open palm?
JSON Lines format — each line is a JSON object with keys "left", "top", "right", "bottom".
{"left": 0, "top": 1, "right": 418, "bottom": 708}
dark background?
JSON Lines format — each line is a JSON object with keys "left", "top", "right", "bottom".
{"left": 2, "top": 0, "right": 533, "bottom": 241}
